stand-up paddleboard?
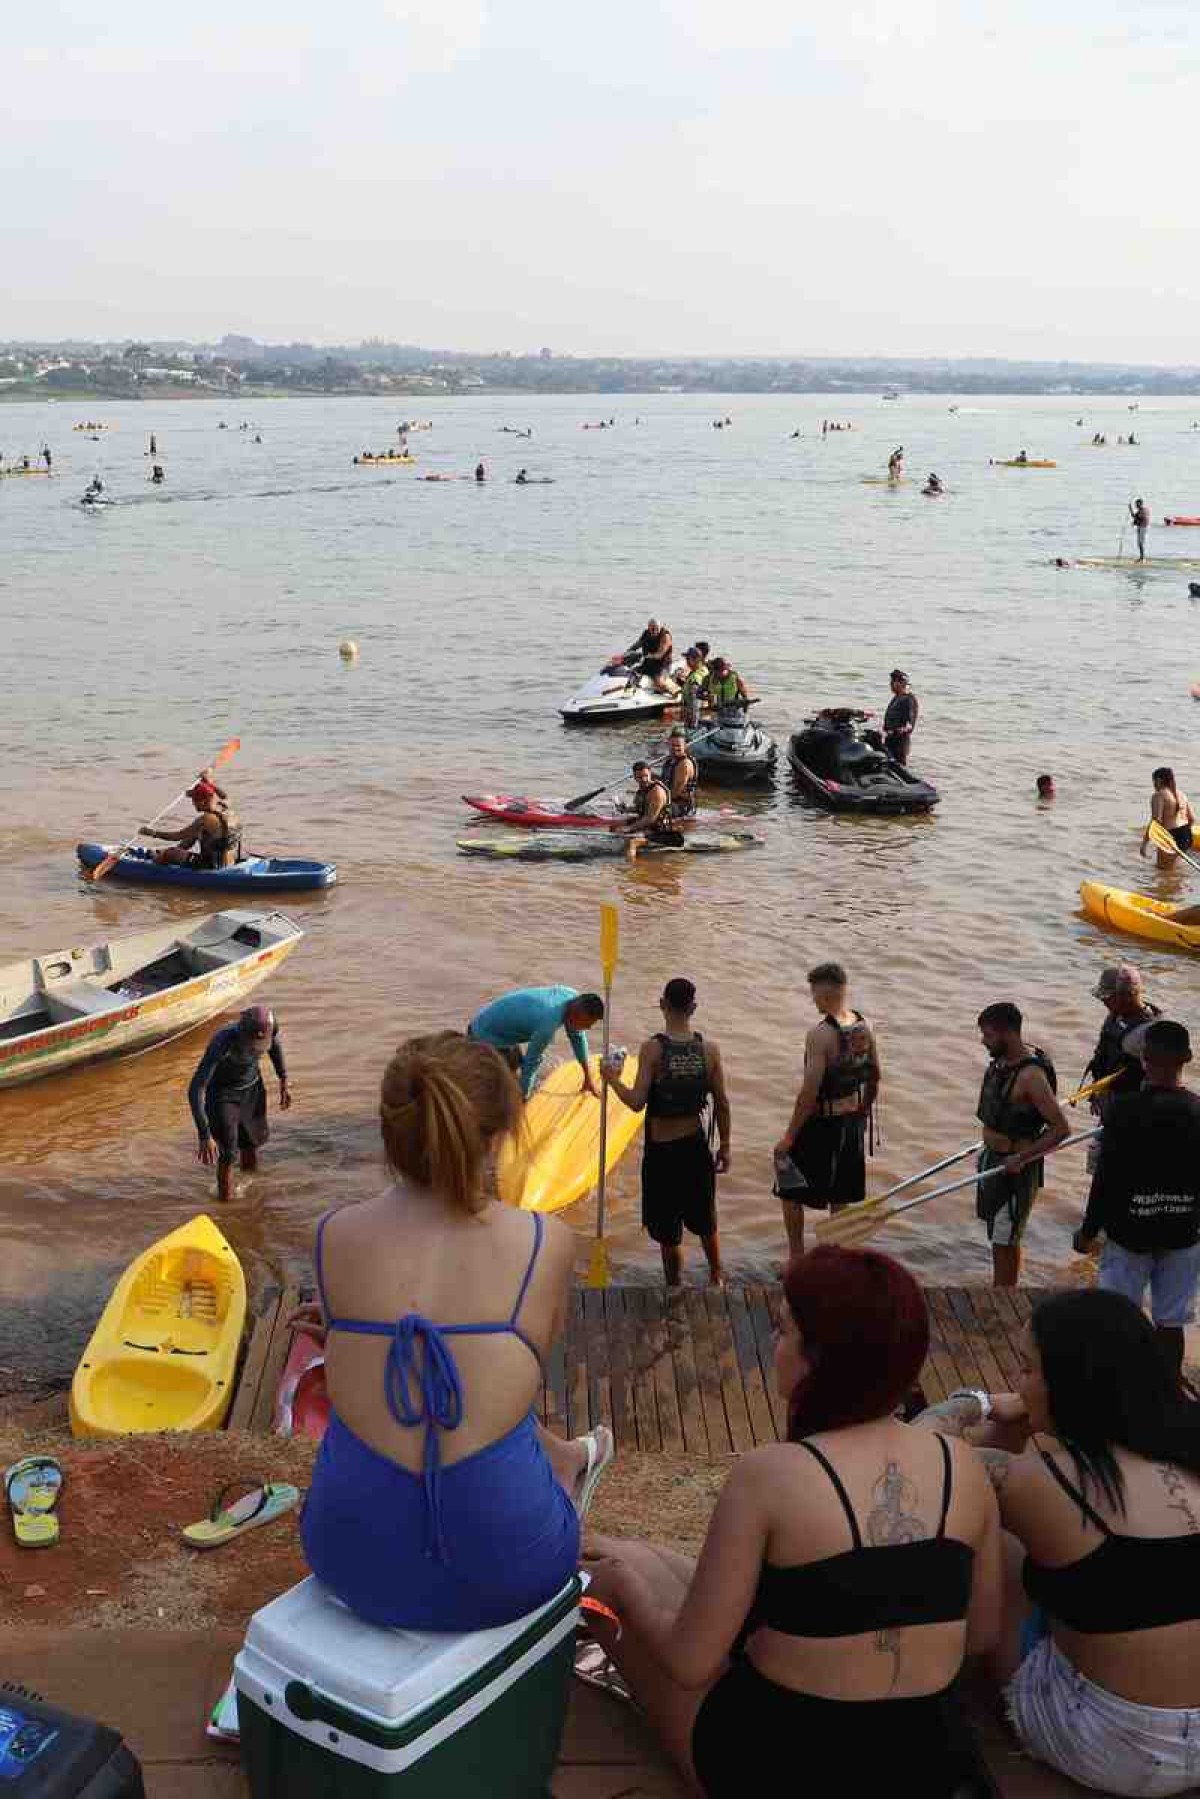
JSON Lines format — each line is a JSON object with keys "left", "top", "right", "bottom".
{"left": 497, "top": 1055, "right": 643, "bottom": 1213}
{"left": 859, "top": 475, "right": 910, "bottom": 485}
{"left": 462, "top": 794, "right": 755, "bottom": 831}
{"left": 1074, "top": 557, "right": 1200, "bottom": 570}
{"left": 457, "top": 832, "right": 762, "bottom": 863}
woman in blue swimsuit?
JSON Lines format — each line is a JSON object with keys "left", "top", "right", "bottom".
{"left": 298, "top": 1031, "right": 613, "bottom": 1632}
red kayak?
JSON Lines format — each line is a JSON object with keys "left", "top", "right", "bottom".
{"left": 273, "top": 1333, "right": 330, "bottom": 1444}
{"left": 463, "top": 793, "right": 753, "bottom": 830}
{"left": 1164, "top": 517, "right": 1200, "bottom": 526}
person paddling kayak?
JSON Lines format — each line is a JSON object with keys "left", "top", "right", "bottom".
{"left": 189, "top": 1005, "right": 292, "bottom": 1203}
{"left": 141, "top": 778, "right": 242, "bottom": 869}
{"left": 467, "top": 986, "right": 603, "bottom": 1098}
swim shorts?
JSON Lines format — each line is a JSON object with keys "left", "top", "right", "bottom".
{"left": 783, "top": 1115, "right": 865, "bottom": 1210}
{"left": 642, "top": 1132, "right": 717, "bottom": 1246}
{"left": 976, "top": 1146, "right": 1043, "bottom": 1246}
{"left": 206, "top": 1082, "right": 268, "bottom": 1166}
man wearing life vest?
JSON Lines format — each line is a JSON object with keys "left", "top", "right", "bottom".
{"left": 705, "top": 657, "right": 749, "bottom": 709}
{"left": 677, "top": 646, "right": 709, "bottom": 725}
{"left": 773, "top": 963, "right": 881, "bottom": 1259}
{"left": 603, "top": 977, "right": 732, "bottom": 1288}
{"left": 975, "top": 1002, "right": 1070, "bottom": 1288}
{"left": 141, "top": 779, "right": 242, "bottom": 869}
{"left": 660, "top": 727, "right": 698, "bottom": 819}
{"left": 610, "top": 762, "right": 677, "bottom": 859}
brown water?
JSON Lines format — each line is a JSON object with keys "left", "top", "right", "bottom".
{"left": 4, "top": 392, "right": 1200, "bottom": 1378}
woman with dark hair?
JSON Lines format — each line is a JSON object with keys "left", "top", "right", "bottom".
{"left": 920, "top": 1288, "right": 1200, "bottom": 1795}
{"left": 581, "top": 1247, "right": 1000, "bottom": 1797}
{"left": 1143, "top": 765, "right": 1195, "bottom": 867}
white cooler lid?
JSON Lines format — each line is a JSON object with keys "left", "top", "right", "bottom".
{"left": 242, "top": 1576, "right": 579, "bottom": 1727}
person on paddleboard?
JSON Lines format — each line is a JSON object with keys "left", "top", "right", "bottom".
{"left": 772, "top": 963, "right": 881, "bottom": 1261}
{"left": 602, "top": 977, "right": 731, "bottom": 1288}
{"left": 467, "top": 986, "right": 603, "bottom": 1099}
{"left": 883, "top": 669, "right": 919, "bottom": 765}
{"left": 888, "top": 445, "right": 904, "bottom": 478}
{"left": 660, "top": 726, "right": 698, "bottom": 820}
{"left": 141, "top": 779, "right": 242, "bottom": 870}
{"left": 189, "top": 1005, "right": 291, "bottom": 1203}
{"left": 1130, "top": 497, "right": 1150, "bottom": 563}
{"left": 610, "top": 762, "right": 678, "bottom": 859}
{"left": 1142, "top": 766, "right": 1195, "bottom": 867}
{"left": 974, "top": 1002, "right": 1069, "bottom": 1289}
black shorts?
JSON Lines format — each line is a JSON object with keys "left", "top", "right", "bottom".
{"left": 783, "top": 1115, "right": 865, "bottom": 1210}
{"left": 640, "top": 655, "right": 667, "bottom": 679}
{"left": 884, "top": 733, "right": 911, "bottom": 765}
{"left": 1172, "top": 824, "right": 1194, "bottom": 851}
{"left": 206, "top": 1082, "right": 268, "bottom": 1166}
{"left": 641, "top": 1131, "right": 717, "bottom": 1246}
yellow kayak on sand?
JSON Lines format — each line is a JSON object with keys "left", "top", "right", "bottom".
{"left": 70, "top": 1214, "right": 247, "bottom": 1438}
{"left": 1079, "top": 881, "right": 1200, "bottom": 953}
{"left": 497, "top": 1054, "right": 643, "bottom": 1213}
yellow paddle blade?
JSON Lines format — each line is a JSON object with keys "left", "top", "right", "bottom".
{"left": 586, "top": 1236, "right": 610, "bottom": 1289}
{"left": 1147, "top": 820, "right": 1180, "bottom": 857}
{"left": 600, "top": 903, "right": 619, "bottom": 986}
{"left": 1066, "top": 1070, "right": 1120, "bottom": 1107}
{"left": 815, "top": 1200, "right": 889, "bottom": 1250}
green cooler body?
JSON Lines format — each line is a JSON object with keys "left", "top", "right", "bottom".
{"left": 235, "top": 1573, "right": 581, "bottom": 1799}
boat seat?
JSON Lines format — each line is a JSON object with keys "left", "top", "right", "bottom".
{"left": 45, "top": 982, "right": 124, "bottom": 1020}
{"left": 189, "top": 943, "right": 250, "bottom": 973}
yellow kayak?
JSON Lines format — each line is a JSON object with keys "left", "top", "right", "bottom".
{"left": 497, "top": 1055, "right": 643, "bottom": 1213}
{"left": 994, "top": 458, "right": 1056, "bottom": 468}
{"left": 354, "top": 454, "right": 416, "bottom": 465}
{"left": 70, "top": 1214, "right": 247, "bottom": 1438}
{"left": 1079, "top": 881, "right": 1200, "bottom": 953}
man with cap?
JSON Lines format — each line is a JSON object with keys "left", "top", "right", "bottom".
{"left": 188, "top": 1006, "right": 291, "bottom": 1202}
{"left": 1076, "top": 1019, "right": 1200, "bottom": 1382}
{"left": 883, "top": 670, "right": 919, "bottom": 765}
{"left": 676, "top": 646, "right": 709, "bottom": 726}
{"left": 1082, "top": 966, "right": 1160, "bottom": 1165}
{"left": 142, "top": 777, "right": 241, "bottom": 870}
{"left": 704, "top": 656, "right": 750, "bottom": 710}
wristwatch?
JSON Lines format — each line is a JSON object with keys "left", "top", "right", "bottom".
{"left": 949, "top": 1387, "right": 992, "bottom": 1422}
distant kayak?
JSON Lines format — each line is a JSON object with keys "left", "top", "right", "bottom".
{"left": 860, "top": 475, "right": 909, "bottom": 485}
{"left": 992, "top": 459, "right": 1056, "bottom": 468}
{"left": 1164, "top": 517, "right": 1200, "bottom": 527}
{"left": 458, "top": 832, "right": 762, "bottom": 863}
{"left": 514, "top": 478, "right": 555, "bottom": 485}
{"left": 921, "top": 485, "right": 944, "bottom": 497}
{"left": 0, "top": 466, "right": 51, "bottom": 479}
{"left": 353, "top": 454, "right": 416, "bottom": 466}
{"left": 462, "top": 793, "right": 754, "bottom": 830}
{"left": 76, "top": 843, "right": 336, "bottom": 892}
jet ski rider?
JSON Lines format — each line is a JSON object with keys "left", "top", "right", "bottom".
{"left": 624, "top": 620, "right": 676, "bottom": 694}
{"left": 705, "top": 656, "right": 749, "bottom": 709}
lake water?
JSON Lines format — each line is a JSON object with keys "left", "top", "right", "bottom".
{"left": 4, "top": 391, "right": 1200, "bottom": 1383}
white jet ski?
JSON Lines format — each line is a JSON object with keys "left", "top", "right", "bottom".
{"left": 560, "top": 659, "right": 679, "bottom": 725}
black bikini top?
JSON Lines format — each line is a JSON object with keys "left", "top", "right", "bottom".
{"left": 752, "top": 1436, "right": 975, "bottom": 1638}
{"left": 1023, "top": 1447, "right": 1200, "bottom": 1633}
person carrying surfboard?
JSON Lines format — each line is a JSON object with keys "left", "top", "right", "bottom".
{"left": 467, "top": 987, "right": 603, "bottom": 1098}
{"left": 602, "top": 977, "right": 731, "bottom": 1288}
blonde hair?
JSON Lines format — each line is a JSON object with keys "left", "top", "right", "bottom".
{"left": 380, "top": 1032, "right": 522, "bottom": 1215}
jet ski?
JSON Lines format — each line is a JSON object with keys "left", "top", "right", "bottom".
{"left": 560, "top": 658, "right": 679, "bottom": 725}
{"left": 690, "top": 706, "right": 776, "bottom": 784}
{"left": 787, "top": 709, "right": 938, "bottom": 813}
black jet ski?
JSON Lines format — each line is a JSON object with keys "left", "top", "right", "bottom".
{"left": 787, "top": 709, "right": 938, "bottom": 813}
{"left": 690, "top": 705, "right": 777, "bottom": 785}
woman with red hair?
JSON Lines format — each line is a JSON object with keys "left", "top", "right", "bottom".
{"left": 582, "top": 1248, "right": 1001, "bottom": 1797}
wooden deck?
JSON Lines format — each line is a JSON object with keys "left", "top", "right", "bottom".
{"left": 232, "top": 1283, "right": 1035, "bottom": 1446}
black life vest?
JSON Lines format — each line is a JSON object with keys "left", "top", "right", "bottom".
{"left": 196, "top": 808, "right": 242, "bottom": 871}
{"left": 1089, "top": 1004, "right": 1160, "bottom": 1096}
{"left": 817, "top": 1012, "right": 875, "bottom": 1114}
{"left": 647, "top": 1032, "right": 709, "bottom": 1119}
{"left": 977, "top": 1050, "right": 1056, "bottom": 1141}
{"left": 634, "top": 779, "right": 672, "bottom": 827}
{"left": 660, "top": 753, "right": 697, "bottom": 818}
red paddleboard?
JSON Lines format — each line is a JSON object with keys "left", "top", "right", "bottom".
{"left": 273, "top": 1333, "right": 331, "bottom": 1443}
{"left": 462, "top": 794, "right": 753, "bottom": 830}
{"left": 1164, "top": 517, "right": 1200, "bottom": 526}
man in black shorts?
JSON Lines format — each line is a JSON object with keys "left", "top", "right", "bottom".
{"left": 602, "top": 977, "right": 731, "bottom": 1287}
{"left": 188, "top": 1004, "right": 292, "bottom": 1202}
{"left": 773, "top": 963, "right": 881, "bottom": 1259}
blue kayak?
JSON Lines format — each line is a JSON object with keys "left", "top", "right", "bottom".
{"left": 76, "top": 843, "right": 336, "bottom": 893}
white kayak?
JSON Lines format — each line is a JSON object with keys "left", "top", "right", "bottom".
{"left": 560, "top": 663, "right": 679, "bottom": 724}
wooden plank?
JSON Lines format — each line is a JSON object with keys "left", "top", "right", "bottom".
{"left": 248, "top": 1286, "right": 302, "bottom": 1434}
{"left": 927, "top": 1288, "right": 987, "bottom": 1390}
{"left": 945, "top": 1289, "right": 1008, "bottom": 1399}
{"left": 705, "top": 1288, "right": 754, "bottom": 1455}
{"left": 921, "top": 1289, "right": 964, "bottom": 1405}
{"left": 726, "top": 1288, "right": 777, "bottom": 1447}
{"left": 746, "top": 1285, "right": 786, "bottom": 1440}
{"left": 602, "top": 1288, "right": 635, "bottom": 1450}
{"left": 643, "top": 1289, "right": 685, "bottom": 1454}
{"left": 628, "top": 1290, "right": 662, "bottom": 1453}
{"left": 685, "top": 1289, "right": 732, "bottom": 1456}
{"left": 564, "top": 1289, "right": 588, "bottom": 1438}
{"left": 227, "top": 1288, "right": 282, "bottom": 1431}
{"left": 663, "top": 1288, "right": 709, "bottom": 1459}
{"left": 581, "top": 1288, "right": 611, "bottom": 1437}
{"left": 966, "top": 1289, "right": 1023, "bottom": 1390}
{"left": 543, "top": 1316, "right": 569, "bottom": 1438}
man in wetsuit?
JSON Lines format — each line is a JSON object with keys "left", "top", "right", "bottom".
{"left": 975, "top": 1002, "right": 1070, "bottom": 1288}
{"left": 883, "top": 669, "right": 919, "bottom": 765}
{"left": 141, "top": 780, "right": 242, "bottom": 869}
{"left": 468, "top": 985, "right": 603, "bottom": 1098}
{"left": 189, "top": 1005, "right": 291, "bottom": 1203}
{"left": 603, "top": 977, "right": 731, "bottom": 1288}
{"left": 1130, "top": 496, "right": 1150, "bottom": 563}
{"left": 773, "top": 962, "right": 881, "bottom": 1259}
{"left": 660, "top": 726, "right": 698, "bottom": 819}
{"left": 1076, "top": 1020, "right": 1200, "bottom": 1383}
{"left": 610, "top": 762, "right": 677, "bottom": 859}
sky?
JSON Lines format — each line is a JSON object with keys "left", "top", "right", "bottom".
{"left": 5, "top": 0, "right": 1199, "bottom": 359}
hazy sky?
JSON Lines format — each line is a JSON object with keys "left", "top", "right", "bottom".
{"left": 6, "top": 1, "right": 1198, "bottom": 358}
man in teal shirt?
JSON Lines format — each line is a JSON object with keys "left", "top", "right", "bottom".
{"left": 468, "top": 986, "right": 604, "bottom": 1098}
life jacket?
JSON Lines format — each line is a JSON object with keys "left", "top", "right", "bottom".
{"left": 816, "top": 1012, "right": 876, "bottom": 1115}
{"left": 633, "top": 779, "right": 672, "bottom": 827}
{"left": 977, "top": 1050, "right": 1056, "bottom": 1142}
{"left": 1089, "top": 1003, "right": 1160, "bottom": 1097}
{"left": 647, "top": 1032, "right": 709, "bottom": 1119}
{"left": 708, "top": 671, "right": 741, "bottom": 707}
{"left": 196, "top": 807, "right": 242, "bottom": 871}
{"left": 660, "top": 752, "right": 697, "bottom": 818}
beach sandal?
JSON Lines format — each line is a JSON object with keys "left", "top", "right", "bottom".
{"left": 573, "top": 1641, "right": 634, "bottom": 1706}
{"left": 181, "top": 1479, "right": 300, "bottom": 1551}
{"left": 5, "top": 1456, "right": 65, "bottom": 1549}
{"left": 573, "top": 1426, "right": 615, "bottom": 1520}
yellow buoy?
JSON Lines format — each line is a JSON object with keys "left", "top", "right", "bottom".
{"left": 339, "top": 640, "right": 358, "bottom": 661}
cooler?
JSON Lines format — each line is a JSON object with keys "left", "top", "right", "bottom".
{"left": 235, "top": 1573, "right": 582, "bottom": 1798}
{"left": 0, "top": 1684, "right": 145, "bottom": 1796}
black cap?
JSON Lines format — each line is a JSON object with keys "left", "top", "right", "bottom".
{"left": 890, "top": 669, "right": 908, "bottom": 681}
{"left": 1143, "top": 1019, "right": 1191, "bottom": 1062}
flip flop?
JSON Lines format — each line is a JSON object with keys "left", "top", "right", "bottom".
{"left": 5, "top": 1456, "right": 65, "bottom": 1549}
{"left": 181, "top": 1480, "right": 300, "bottom": 1551}
{"left": 573, "top": 1426, "right": 615, "bottom": 1521}
{"left": 573, "top": 1641, "right": 634, "bottom": 1705}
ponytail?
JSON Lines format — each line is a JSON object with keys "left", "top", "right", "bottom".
{"left": 380, "top": 1032, "right": 522, "bottom": 1215}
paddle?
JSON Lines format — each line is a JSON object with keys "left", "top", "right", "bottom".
{"left": 816, "top": 1128, "right": 1100, "bottom": 1250}
{"left": 88, "top": 738, "right": 241, "bottom": 882}
{"left": 563, "top": 712, "right": 747, "bottom": 812}
{"left": 1146, "top": 818, "right": 1200, "bottom": 875}
{"left": 587, "top": 904, "right": 620, "bottom": 1290}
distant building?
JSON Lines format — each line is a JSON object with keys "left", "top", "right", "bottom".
{"left": 540, "top": 347, "right": 553, "bottom": 360}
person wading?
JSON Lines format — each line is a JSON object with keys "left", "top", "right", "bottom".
{"left": 660, "top": 726, "right": 699, "bottom": 820}
{"left": 975, "top": 1003, "right": 1069, "bottom": 1288}
{"left": 188, "top": 1004, "right": 291, "bottom": 1203}
{"left": 603, "top": 978, "right": 732, "bottom": 1288}
{"left": 1142, "top": 766, "right": 1195, "bottom": 868}
{"left": 773, "top": 963, "right": 881, "bottom": 1260}
{"left": 883, "top": 669, "right": 919, "bottom": 765}
{"left": 1130, "top": 496, "right": 1150, "bottom": 563}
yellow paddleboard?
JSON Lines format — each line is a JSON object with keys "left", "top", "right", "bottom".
{"left": 497, "top": 1054, "right": 643, "bottom": 1213}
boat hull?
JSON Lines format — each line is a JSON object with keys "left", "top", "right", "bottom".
{"left": 77, "top": 843, "right": 336, "bottom": 892}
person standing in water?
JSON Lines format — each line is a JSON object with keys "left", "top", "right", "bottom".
{"left": 773, "top": 963, "right": 881, "bottom": 1260}
{"left": 189, "top": 1005, "right": 292, "bottom": 1203}
{"left": 883, "top": 669, "right": 919, "bottom": 765}
{"left": 149, "top": 434, "right": 157, "bottom": 456}
{"left": 603, "top": 978, "right": 731, "bottom": 1289}
{"left": 475, "top": 461, "right": 486, "bottom": 483}
{"left": 1142, "top": 766, "right": 1195, "bottom": 867}
{"left": 887, "top": 446, "right": 904, "bottom": 479}
{"left": 1130, "top": 496, "right": 1150, "bottom": 562}
{"left": 975, "top": 1002, "right": 1069, "bottom": 1288}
